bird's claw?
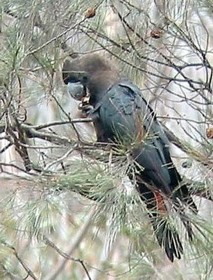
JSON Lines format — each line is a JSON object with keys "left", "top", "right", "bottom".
{"left": 78, "top": 101, "right": 94, "bottom": 117}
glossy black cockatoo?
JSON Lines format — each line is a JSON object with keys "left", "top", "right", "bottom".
{"left": 62, "top": 54, "right": 197, "bottom": 262}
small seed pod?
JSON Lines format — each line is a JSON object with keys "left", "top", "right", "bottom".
{"left": 85, "top": 8, "right": 96, "bottom": 19}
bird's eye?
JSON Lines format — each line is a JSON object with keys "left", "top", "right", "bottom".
{"left": 82, "top": 75, "right": 88, "bottom": 84}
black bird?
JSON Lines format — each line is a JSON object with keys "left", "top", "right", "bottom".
{"left": 62, "top": 54, "right": 197, "bottom": 262}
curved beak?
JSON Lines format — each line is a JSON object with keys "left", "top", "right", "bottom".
{"left": 67, "top": 82, "right": 86, "bottom": 101}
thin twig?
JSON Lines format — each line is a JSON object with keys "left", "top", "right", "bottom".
{"left": 1, "top": 242, "right": 38, "bottom": 280}
{"left": 26, "top": 18, "right": 87, "bottom": 55}
{"left": 45, "top": 207, "right": 96, "bottom": 280}
{"left": 163, "top": 124, "right": 212, "bottom": 167}
{"left": 33, "top": 118, "right": 93, "bottom": 130}
{"left": 43, "top": 235, "right": 92, "bottom": 280}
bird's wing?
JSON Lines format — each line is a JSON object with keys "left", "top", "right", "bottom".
{"left": 98, "top": 81, "right": 179, "bottom": 195}
{"left": 98, "top": 81, "right": 148, "bottom": 143}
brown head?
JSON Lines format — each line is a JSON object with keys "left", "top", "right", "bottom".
{"left": 62, "top": 54, "right": 121, "bottom": 104}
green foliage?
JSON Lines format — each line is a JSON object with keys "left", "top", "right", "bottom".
{"left": 0, "top": 0, "right": 212, "bottom": 279}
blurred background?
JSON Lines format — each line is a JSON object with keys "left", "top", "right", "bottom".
{"left": 0, "top": 0, "right": 212, "bottom": 279}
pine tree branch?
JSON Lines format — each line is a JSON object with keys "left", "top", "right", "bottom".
{"left": 1, "top": 242, "right": 38, "bottom": 280}
{"left": 45, "top": 207, "right": 96, "bottom": 280}
{"left": 43, "top": 236, "right": 92, "bottom": 280}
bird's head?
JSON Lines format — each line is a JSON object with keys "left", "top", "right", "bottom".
{"left": 62, "top": 54, "right": 120, "bottom": 104}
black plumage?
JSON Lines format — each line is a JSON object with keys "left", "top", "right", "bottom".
{"left": 62, "top": 54, "right": 197, "bottom": 261}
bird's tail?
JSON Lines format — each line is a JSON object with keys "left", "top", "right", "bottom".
{"left": 136, "top": 178, "right": 197, "bottom": 261}
{"left": 173, "top": 183, "right": 198, "bottom": 240}
{"left": 150, "top": 214, "right": 183, "bottom": 261}
{"left": 138, "top": 186, "right": 184, "bottom": 261}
